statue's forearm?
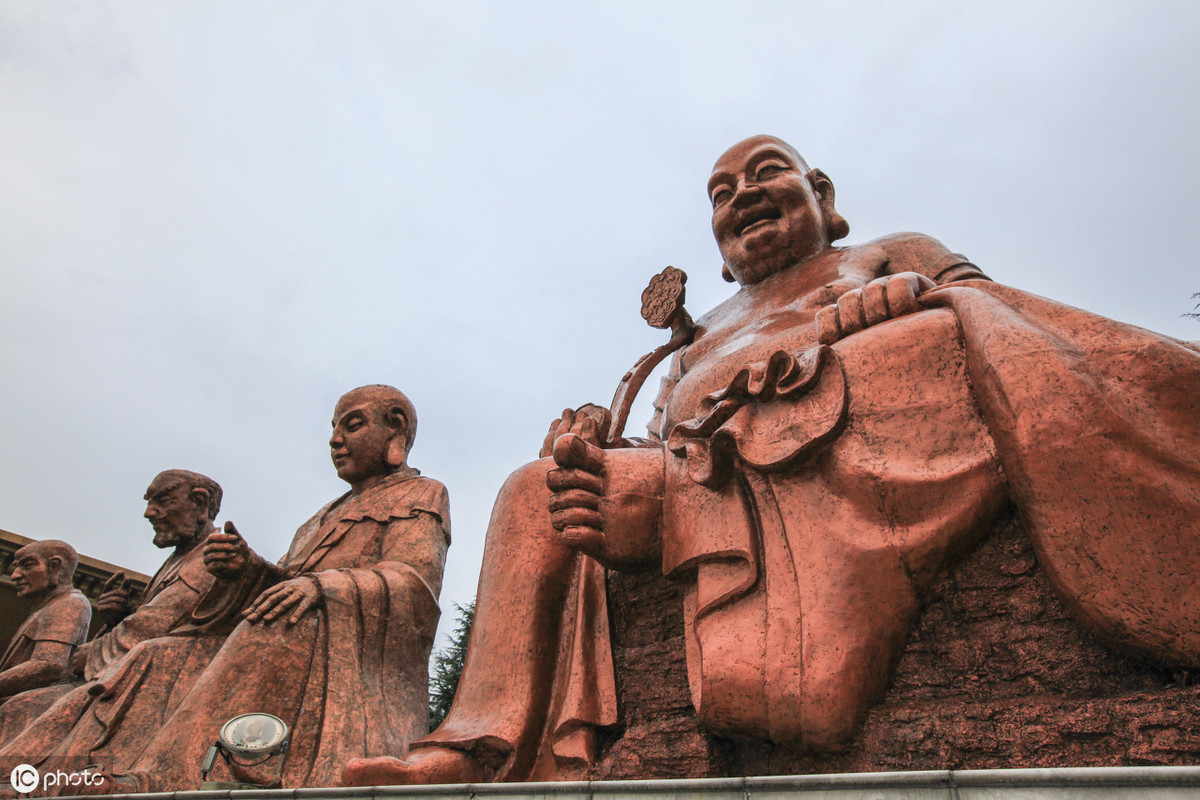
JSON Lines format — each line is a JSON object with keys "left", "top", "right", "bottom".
{"left": 0, "top": 645, "right": 73, "bottom": 697}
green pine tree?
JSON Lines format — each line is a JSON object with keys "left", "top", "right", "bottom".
{"left": 428, "top": 600, "right": 475, "bottom": 730}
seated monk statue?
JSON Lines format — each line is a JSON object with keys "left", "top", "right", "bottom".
{"left": 92, "top": 385, "right": 449, "bottom": 792}
{"left": 344, "top": 135, "right": 1200, "bottom": 785}
{"left": 0, "top": 540, "right": 91, "bottom": 741}
{"left": 0, "top": 470, "right": 226, "bottom": 761}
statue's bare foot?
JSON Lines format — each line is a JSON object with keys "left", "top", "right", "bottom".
{"left": 342, "top": 747, "right": 486, "bottom": 786}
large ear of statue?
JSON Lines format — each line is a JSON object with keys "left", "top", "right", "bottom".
{"left": 809, "top": 168, "right": 849, "bottom": 242}
{"left": 189, "top": 486, "right": 211, "bottom": 516}
{"left": 386, "top": 407, "right": 409, "bottom": 468}
{"left": 45, "top": 554, "right": 64, "bottom": 584}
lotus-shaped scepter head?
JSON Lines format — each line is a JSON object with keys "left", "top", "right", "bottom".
{"left": 641, "top": 265, "right": 689, "bottom": 330}
{"left": 603, "top": 266, "right": 697, "bottom": 445}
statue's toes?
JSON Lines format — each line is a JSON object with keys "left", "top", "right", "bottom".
{"left": 341, "top": 756, "right": 409, "bottom": 786}
{"left": 342, "top": 748, "right": 488, "bottom": 786}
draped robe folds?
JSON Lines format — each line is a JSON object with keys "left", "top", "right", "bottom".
{"left": 0, "top": 589, "right": 91, "bottom": 744}
{"left": 15, "top": 557, "right": 270, "bottom": 777}
{"left": 0, "top": 543, "right": 217, "bottom": 765}
{"left": 417, "top": 235, "right": 1200, "bottom": 777}
{"left": 120, "top": 469, "right": 449, "bottom": 791}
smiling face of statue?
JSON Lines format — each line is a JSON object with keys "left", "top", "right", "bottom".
{"left": 329, "top": 385, "right": 414, "bottom": 495}
{"left": 143, "top": 473, "right": 213, "bottom": 549}
{"left": 709, "top": 135, "right": 842, "bottom": 286}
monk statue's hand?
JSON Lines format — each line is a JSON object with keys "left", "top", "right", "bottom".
{"left": 539, "top": 404, "right": 612, "bottom": 458}
{"left": 96, "top": 570, "right": 133, "bottom": 627}
{"left": 204, "top": 521, "right": 250, "bottom": 579}
{"left": 244, "top": 576, "right": 323, "bottom": 626}
{"left": 548, "top": 428, "right": 607, "bottom": 552}
{"left": 816, "top": 271, "right": 936, "bottom": 345}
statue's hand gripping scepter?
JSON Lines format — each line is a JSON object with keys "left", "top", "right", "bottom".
{"left": 551, "top": 266, "right": 696, "bottom": 552}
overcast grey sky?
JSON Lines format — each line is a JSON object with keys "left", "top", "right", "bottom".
{"left": 2, "top": 1, "right": 1198, "bottom": 648}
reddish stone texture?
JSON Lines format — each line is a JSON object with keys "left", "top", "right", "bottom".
{"left": 593, "top": 507, "right": 1200, "bottom": 779}
{"left": 594, "top": 564, "right": 722, "bottom": 780}
{"left": 342, "top": 134, "right": 1200, "bottom": 789}
{"left": 1, "top": 389, "right": 449, "bottom": 795}
{"left": 0, "top": 540, "right": 91, "bottom": 745}
{"left": 0, "top": 470, "right": 224, "bottom": 772}
{"left": 113, "top": 385, "right": 450, "bottom": 792}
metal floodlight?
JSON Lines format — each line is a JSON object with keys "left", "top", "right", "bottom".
{"left": 200, "top": 712, "right": 290, "bottom": 789}
{"left": 219, "top": 713, "right": 289, "bottom": 756}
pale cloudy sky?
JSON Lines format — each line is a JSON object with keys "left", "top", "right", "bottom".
{"left": 2, "top": 1, "right": 1198, "bottom": 647}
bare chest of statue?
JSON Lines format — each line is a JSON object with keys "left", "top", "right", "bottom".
{"left": 664, "top": 249, "right": 880, "bottom": 433}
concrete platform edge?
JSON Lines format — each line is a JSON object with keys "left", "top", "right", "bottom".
{"left": 55, "top": 766, "right": 1200, "bottom": 800}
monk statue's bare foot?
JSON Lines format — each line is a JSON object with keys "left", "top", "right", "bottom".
{"left": 341, "top": 747, "right": 486, "bottom": 786}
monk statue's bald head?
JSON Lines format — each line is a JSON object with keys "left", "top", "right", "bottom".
{"left": 708, "top": 135, "right": 849, "bottom": 285}
{"left": 10, "top": 539, "right": 78, "bottom": 599}
{"left": 330, "top": 385, "right": 418, "bottom": 494}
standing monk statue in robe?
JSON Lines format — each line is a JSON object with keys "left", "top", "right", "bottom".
{"left": 97, "top": 385, "right": 449, "bottom": 792}
{"left": 0, "top": 470, "right": 223, "bottom": 760}
{"left": 345, "top": 135, "right": 1200, "bottom": 785}
{"left": 0, "top": 540, "right": 91, "bottom": 742}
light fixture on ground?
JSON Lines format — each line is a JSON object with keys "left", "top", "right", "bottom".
{"left": 199, "top": 712, "right": 290, "bottom": 790}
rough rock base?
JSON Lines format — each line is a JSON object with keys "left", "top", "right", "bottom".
{"left": 593, "top": 507, "right": 1200, "bottom": 779}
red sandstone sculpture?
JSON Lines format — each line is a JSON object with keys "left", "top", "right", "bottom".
{"left": 343, "top": 135, "right": 1200, "bottom": 786}
{"left": 0, "top": 470, "right": 226, "bottom": 774}
{"left": 0, "top": 540, "right": 91, "bottom": 742}
{"left": 88, "top": 385, "right": 450, "bottom": 792}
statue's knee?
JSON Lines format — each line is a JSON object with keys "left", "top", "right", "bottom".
{"left": 492, "top": 459, "right": 554, "bottom": 517}
{"left": 501, "top": 458, "right": 554, "bottom": 497}
{"left": 481, "top": 460, "right": 558, "bottom": 552}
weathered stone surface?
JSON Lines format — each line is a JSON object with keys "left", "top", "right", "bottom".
{"left": 594, "top": 508, "right": 1200, "bottom": 778}
{"left": 0, "top": 539, "right": 91, "bottom": 745}
{"left": 342, "top": 135, "right": 1200, "bottom": 788}
{"left": 593, "top": 565, "right": 721, "bottom": 780}
{"left": 0, "top": 388, "right": 450, "bottom": 796}
{"left": 0, "top": 470, "right": 224, "bottom": 767}
{"left": 112, "top": 386, "right": 450, "bottom": 792}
